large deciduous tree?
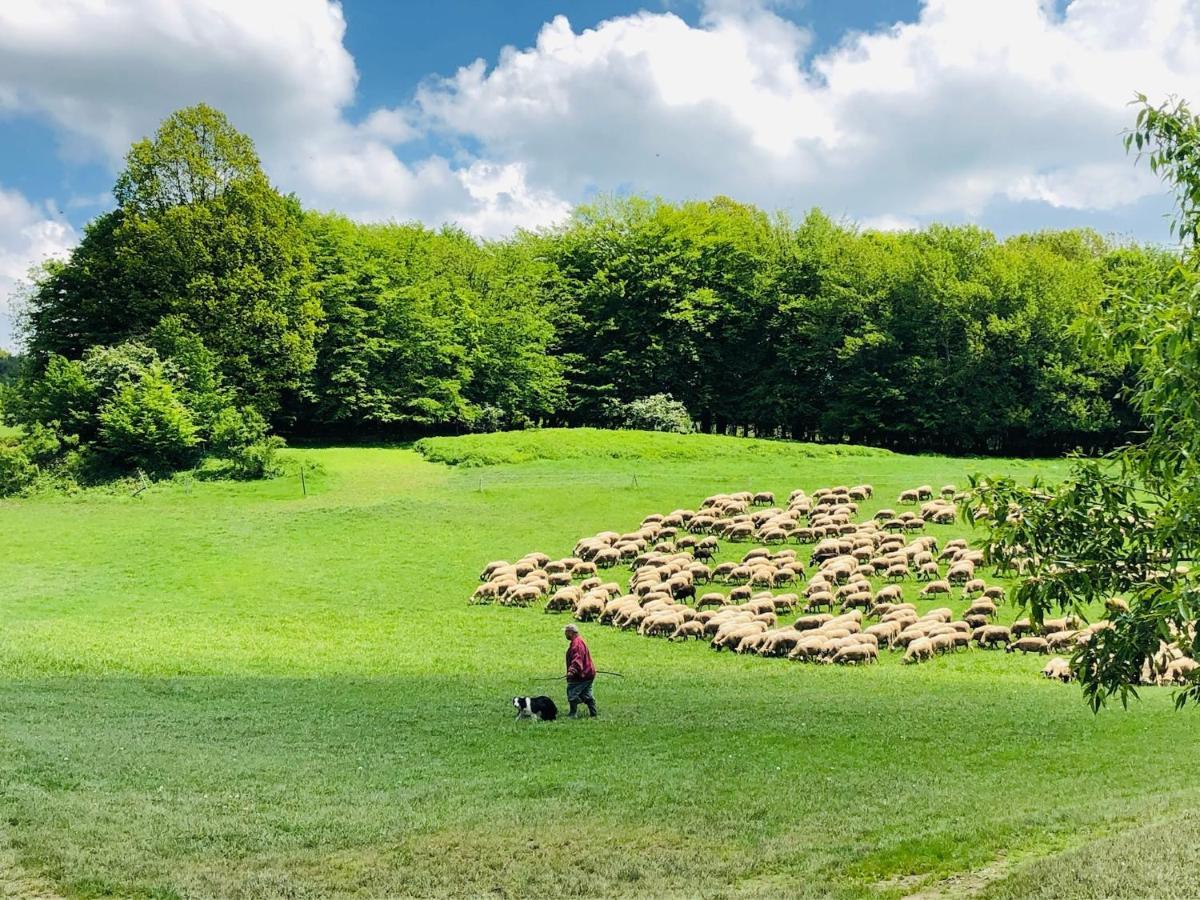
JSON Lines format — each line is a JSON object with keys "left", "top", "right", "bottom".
{"left": 23, "top": 104, "right": 319, "bottom": 420}
{"left": 968, "top": 96, "right": 1200, "bottom": 708}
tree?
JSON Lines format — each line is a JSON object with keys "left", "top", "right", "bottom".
{"left": 967, "top": 96, "right": 1200, "bottom": 708}
{"left": 22, "top": 104, "right": 319, "bottom": 420}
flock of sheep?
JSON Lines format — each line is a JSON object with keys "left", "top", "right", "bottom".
{"left": 471, "top": 482, "right": 1197, "bottom": 686}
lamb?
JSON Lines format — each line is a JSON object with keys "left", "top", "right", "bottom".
{"left": 1006, "top": 636, "right": 1050, "bottom": 655}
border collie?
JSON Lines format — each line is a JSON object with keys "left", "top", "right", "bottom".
{"left": 513, "top": 695, "right": 558, "bottom": 721}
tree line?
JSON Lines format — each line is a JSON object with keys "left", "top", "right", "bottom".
{"left": 0, "top": 103, "right": 1171, "bottom": 489}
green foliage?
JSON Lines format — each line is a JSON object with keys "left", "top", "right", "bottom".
{"left": 96, "top": 361, "right": 199, "bottom": 473}
{"left": 970, "top": 97, "right": 1200, "bottom": 709}
{"left": 300, "top": 213, "right": 561, "bottom": 431}
{"left": 23, "top": 104, "right": 320, "bottom": 419}
{"left": 538, "top": 197, "right": 1133, "bottom": 454}
{"left": 618, "top": 393, "right": 694, "bottom": 433}
{"left": 0, "top": 440, "right": 34, "bottom": 494}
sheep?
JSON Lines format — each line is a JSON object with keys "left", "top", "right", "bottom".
{"left": 712, "top": 621, "right": 767, "bottom": 651}
{"left": 898, "top": 489, "right": 920, "bottom": 504}
{"left": 885, "top": 564, "right": 909, "bottom": 582}
{"left": 831, "top": 643, "right": 878, "bottom": 665}
{"left": 1045, "top": 630, "right": 1079, "bottom": 651}
{"left": 973, "top": 625, "right": 1012, "bottom": 648}
{"left": 752, "top": 491, "right": 776, "bottom": 507}
{"left": 574, "top": 596, "right": 605, "bottom": 621}
{"left": 916, "top": 485, "right": 934, "bottom": 501}
{"left": 983, "top": 586, "right": 1005, "bottom": 601}
{"left": 962, "top": 578, "right": 986, "bottom": 597}
{"left": 940, "top": 484, "right": 957, "bottom": 498}
{"left": 865, "top": 620, "right": 901, "bottom": 649}
{"left": 479, "top": 560, "right": 510, "bottom": 581}
{"left": 947, "top": 562, "right": 975, "bottom": 583}
{"left": 964, "top": 598, "right": 997, "bottom": 619}
{"left": 1042, "top": 657, "right": 1073, "bottom": 682}
{"left": 794, "top": 613, "right": 833, "bottom": 631}
{"left": 874, "top": 584, "right": 904, "bottom": 605}
{"left": 919, "top": 580, "right": 952, "bottom": 598}
{"left": 903, "top": 637, "right": 934, "bottom": 664}
{"left": 1105, "top": 597, "right": 1130, "bottom": 615}
{"left": 929, "top": 633, "right": 956, "bottom": 655}
{"left": 1006, "top": 636, "right": 1050, "bottom": 655}
{"left": 915, "top": 562, "right": 940, "bottom": 581}
{"left": 1159, "top": 657, "right": 1199, "bottom": 685}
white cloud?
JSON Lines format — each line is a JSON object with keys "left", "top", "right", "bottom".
{"left": 418, "top": 0, "right": 1200, "bottom": 227}
{"left": 0, "top": 0, "right": 1196, "bottom": 320}
{"left": 0, "top": 186, "right": 76, "bottom": 349}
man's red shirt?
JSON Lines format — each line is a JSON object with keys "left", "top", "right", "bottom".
{"left": 566, "top": 635, "right": 596, "bottom": 682}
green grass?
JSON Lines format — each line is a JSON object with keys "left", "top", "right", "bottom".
{"left": 414, "top": 427, "right": 893, "bottom": 466}
{"left": 0, "top": 429, "right": 1194, "bottom": 898}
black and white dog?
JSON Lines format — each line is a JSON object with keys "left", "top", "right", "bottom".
{"left": 512, "top": 695, "right": 558, "bottom": 721}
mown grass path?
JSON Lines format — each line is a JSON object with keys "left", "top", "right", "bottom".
{"left": 1, "top": 434, "right": 1196, "bottom": 897}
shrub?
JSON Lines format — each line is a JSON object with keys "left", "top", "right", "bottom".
{"left": 0, "top": 442, "right": 35, "bottom": 495}
{"left": 225, "top": 436, "right": 285, "bottom": 479}
{"left": 619, "top": 394, "right": 694, "bottom": 434}
{"left": 97, "top": 362, "right": 199, "bottom": 473}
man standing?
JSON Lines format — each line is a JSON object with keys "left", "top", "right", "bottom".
{"left": 564, "top": 624, "right": 598, "bottom": 718}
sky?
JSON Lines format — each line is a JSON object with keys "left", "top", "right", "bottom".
{"left": 0, "top": 0, "right": 1198, "bottom": 347}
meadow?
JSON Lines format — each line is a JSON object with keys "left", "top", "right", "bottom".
{"left": 2, "top": 429, "right": 1198, "bottom": 898}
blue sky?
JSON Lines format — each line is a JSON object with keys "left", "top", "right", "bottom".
{"left": 0, "top": 0, "right": 1195, "bottom": 346}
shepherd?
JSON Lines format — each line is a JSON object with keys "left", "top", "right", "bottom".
{"left": 564, "top": 623, "right": 598, "bottom": 718}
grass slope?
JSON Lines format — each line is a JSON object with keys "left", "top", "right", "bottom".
{"left": 0, "top": 429, "right": 1194, "bottom": 898}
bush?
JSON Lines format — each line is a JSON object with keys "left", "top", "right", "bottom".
{"left": 0, "top": 442, "right": 35, "bottom": 495}
{"left": 619, "top": 394, "right": 694, "bottom": 434}
{"left": 96, "top": 362, "right": 199, "bottom": 473}
{"left": 225, "top": 436, "right": 285, "bottom": 479}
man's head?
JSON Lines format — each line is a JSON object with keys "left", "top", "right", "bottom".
{"left": 564, "top": 624, "right": 579, "bottom": 641}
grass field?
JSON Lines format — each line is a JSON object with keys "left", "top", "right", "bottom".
{"left": 1, "top": 429, "right": 1197, "bottom": 898}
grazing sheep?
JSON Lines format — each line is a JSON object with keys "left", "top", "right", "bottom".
{"left": 831, "top": 643, "right": 878, "bottom": 665}
{"left": 898, "top": 489, "right": 920, "bottom": 504}
{"left": 962, "top": 578, "right": 986, "bottom": 597}
{"left": 1006, "top": 636, "right": 1050, "bottom": 655}
{"left": 1105, "top": 597, "right": 1130, "bottom": 614}
{"left": 929, "top": 633, "right": 956, "bottom": 655}
{"left": 1159, "top": 657, "right": 1199, "bottom": 685}
{"left": 1042, "top": 657, "right": 1073, "bottom": 683}
{"left": 947, "top": 562, "right": 975, "bottom": 583}
{"left": 903, "top": 637, "right": 934, "bottom": 664}
{"left": 983, "top": 586, "right": 1005, "bottom": 601}
{"left": 574, "top": 596, "right": 605, "bottom": 621}
{"left": 866, "top": 620, "right": 902, "bottom": 649}
{"left": 919, "top": 580, "right": 952, "bottom": 598}
{"left": 964, "top": 597, "right": 997, "bottom": 617}
{"left": 1046, "top": 630, "right": 1079, "bottom": 651}
{"left": 973, "top": 625, "right": 1012, "bottom": 648}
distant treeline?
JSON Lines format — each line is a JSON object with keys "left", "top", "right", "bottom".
{"left": 3, "top": 105, "right": 1171, "bottom": 488}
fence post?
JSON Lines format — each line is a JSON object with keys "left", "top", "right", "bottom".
{"left": 300, "top": 462, "right": 307, "bottom": 497}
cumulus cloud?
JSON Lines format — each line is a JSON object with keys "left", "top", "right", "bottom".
{"left": 417, "top": 0, "right": 1199, "bottom": 229}
{"left": 0, "top": 186, "right": 76, "bottom": 348}
{"left": 0, "top": 0, "right": 1197, "bottom": 319}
